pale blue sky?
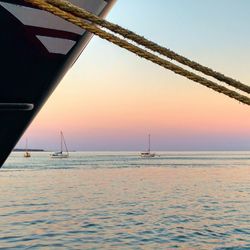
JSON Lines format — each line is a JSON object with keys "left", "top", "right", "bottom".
{"left": 19, "top": 0, "right": 250, "bottom": 151}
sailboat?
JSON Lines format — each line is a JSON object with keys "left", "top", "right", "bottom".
{"left": 0, "top": 0, "right": 116, "bottom": 167}
{"left": 23, "top": 138, "right": 31, "bottom": 158}
{"left": 140, "top": 134, "right": 156, "bottom": 157}
{"left": 51, "top": 131, "right": 69, "bottom": 158}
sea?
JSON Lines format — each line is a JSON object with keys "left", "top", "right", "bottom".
{"left": 1, "top": 151, "right": 249, "bottom": 249}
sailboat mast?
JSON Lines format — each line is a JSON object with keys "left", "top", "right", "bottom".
{"left": 148, "top": 134, "right": 151, "bottom": 153}
{"left": 60, "top": 131, "right": 63, "bottom": 153}
{"left": 25, "top": 138, "right": 28, "bottom": 152}
{"left": 62, "top": 132, "right": 69, "bottom": 154}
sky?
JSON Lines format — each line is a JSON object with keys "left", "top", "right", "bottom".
{"left": 17, "top": 0, "right": 250, "bottom": 151}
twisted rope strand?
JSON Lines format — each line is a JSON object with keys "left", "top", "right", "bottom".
{"left": 45, "top": 0, "right": 250, "bottom": 94}
{"left": 25, "top": 0, "right": 250, "bottom": 105}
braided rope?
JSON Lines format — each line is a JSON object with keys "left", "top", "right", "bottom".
{"left": 45, "top": 0, "right": 250, "bottom": 95}
{"left": 25, "top": 0, "right": 250, "bottom": 105}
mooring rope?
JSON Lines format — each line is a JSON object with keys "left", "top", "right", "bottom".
{"left": 25, "top": 0, "right": 250, "bottom": 105}
{"left": 44, "top": 0, "right": 250, "bottom": 95}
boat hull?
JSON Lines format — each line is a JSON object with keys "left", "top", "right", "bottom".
{"left": 51, "top": 154, "right": 69, "bottom": 159}
{"left": 140, "top": 152, "right": 156, "bottom": 158}
{"left": 0, "top": 0, "right": 115, "bottom": 167}
{"left": 24, "top": 152, "right": 31, "bottom": 158}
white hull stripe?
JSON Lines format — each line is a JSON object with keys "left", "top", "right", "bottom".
{"left": 0, "top": 2, "right": 84, "bottom": 34}
{"left": 0, "top": 0, "right": 107, "bottom": 55}
{"left": 36, "top": 35, "right": 76, "bottom": 54}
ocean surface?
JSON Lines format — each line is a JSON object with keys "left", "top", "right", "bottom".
{"left": 1, "top": 151, "right": 250, "bottom": 249}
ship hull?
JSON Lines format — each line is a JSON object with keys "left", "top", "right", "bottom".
{"left": 0, "top": 0, "right": 115, "bottom": 167}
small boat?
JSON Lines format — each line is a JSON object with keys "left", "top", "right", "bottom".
{"left": 0, "top": 0, "right": 116, "bottom": 167}
{"left": 51, "top": 131, "right": 69, "bottom": 158}
{"left": 24, "top": 151, "right": 31, "bottom": 158}
{"left": 140, "top": 134, "right": 155, "bottom": 157}
{"left": 24, "top": 138, "right": 31, "bottom": 158}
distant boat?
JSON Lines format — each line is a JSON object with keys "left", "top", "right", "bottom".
{"left": 0, "top": 1, "right": 116, "bottom": 168}
{"left": 140, "top": 134, "right": 155, "bottom": 157}
{"left": 24, "top": 138, "right": 31, "bottom": 158}
{"left": 51, "top": 131, "right": 69, "bottom": 158}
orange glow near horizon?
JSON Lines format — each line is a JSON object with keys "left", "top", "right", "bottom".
{"left": 17, "top": 1, "right": 250, "bottom": 150}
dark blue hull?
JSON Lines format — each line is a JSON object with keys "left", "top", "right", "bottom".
{"left": 0, "top": 0, "right": 115, "bottom": 167}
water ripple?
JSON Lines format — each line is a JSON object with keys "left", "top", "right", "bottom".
{"left": 0, "top": 152, "right": 249, "bottom": 249}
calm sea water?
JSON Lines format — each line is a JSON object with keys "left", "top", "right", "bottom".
{"left": 1, "top": 151, "right": 250, "bottom": 249}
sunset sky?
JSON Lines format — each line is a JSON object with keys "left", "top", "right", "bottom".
{"left": 17, "top": 0, "right": 250, "bottom": 151}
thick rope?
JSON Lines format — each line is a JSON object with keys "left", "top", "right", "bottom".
{"left": 25, "top": 0, "right": 250, "bottom": 105}
{"left": 45, "top": 0, "right": 250, "bottom": 95}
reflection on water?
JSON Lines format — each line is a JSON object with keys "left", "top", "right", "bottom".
{"left": 1, "top": 152, "right": 250, "bottom": 249}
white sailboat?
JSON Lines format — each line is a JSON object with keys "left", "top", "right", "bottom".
{"left": 140, "top": 134, "right": 155, "bottom": 157}
{"left": 51, "top": 131, "right": 69, "bottom": 158}
{"left": 23, "top": 138, "right": 31, "bottom": 158}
